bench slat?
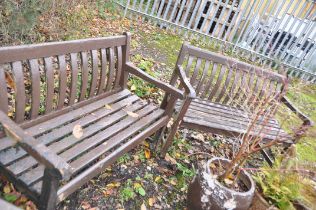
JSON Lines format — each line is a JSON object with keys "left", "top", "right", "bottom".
{"left": 29, "top": 59, "right": 41, "bottom": 119}
{"left": 89, "top": 50, "right": 99, "bottom": 97}
{"left": 201, "top": 62, "right": 217, "bottom": 98}
{"left": 0, "top": 66, "right": 8, "bottom": 113}
{"left": 114, "top": 46, "right": 123, "bottom": 88}
{"left": 196, "top": 60, "right": 210, "bottom": 96}
{"left": 69, "top": 53, "right": 79, "bottom": 106}
{"left": 57, "top": 55, "right": 67, "bottom": 110}
{"left": 208, "top": 64, "right": 226, "bottom": 101}
{"left": 216, "top": 65, "right": 233, "bottom": 103}
{"left": 98, "top": 49, "right": 107, "bottom": 94}
{"left": 106, "top": 47, "right": 115, "bottom": 91}
{"left": 11, "top": 61, "right": 26, "bottom": 123}
{"left": 185, "top": 55, "right": 194, "bottom": 76}
{"left": 190, "top": 58, "right": 202, "bottom": 86}
{"left": 44, "top": 57, "right": 54, "bottom": 113}
{"left": 79, "top": 52, "right": 89, "bottom": 101}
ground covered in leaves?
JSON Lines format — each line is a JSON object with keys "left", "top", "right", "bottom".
{"left": 1, "top": 1, "right": 316, "bottom": 209}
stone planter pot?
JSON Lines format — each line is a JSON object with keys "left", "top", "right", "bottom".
{"left": 187, "top": 157, "right": 255, "bottom": 210}
{"left": 249, "top": 191, "right": 278, "bottom": 210}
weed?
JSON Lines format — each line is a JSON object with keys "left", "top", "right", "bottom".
{"left": 119, "top": 179, "right": 135, "bottom": 202}
{"left": 117, "top": 154, "right": 131, "bottom": 164}
{"left": 176, "top": 163, "right": 194, "bottom": 178}
{"left": 253, "top": 157, "right": 316, "bottom": 210}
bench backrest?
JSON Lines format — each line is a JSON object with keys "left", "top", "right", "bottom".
{"left": 0, "top": 33, "right": 130, "bottom": 124}
{"left": 175, "top": 43, "right": 288, "bottom": 111}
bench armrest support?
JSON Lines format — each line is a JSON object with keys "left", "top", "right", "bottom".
{"left": 176, "top": 65, "right": 196, "bottom": 99}
{"left": 281, "top": 96, "right": 314, "bottom": 126}
{"left": 125, "top": 62, "right": 185, "bottom": 100}
{"left": 0, "top": 112, "right": 72, "bottom": 180}
{"left": 281, "top": 96, "right": 314, "bottom": 139}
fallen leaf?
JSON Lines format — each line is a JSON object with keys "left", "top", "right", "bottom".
{"left": 5, "top": 71, "right": 15, "bottom": 89}
{"left": 131, "top": 84, "right": 136, "bottom": 91}
{"left": 126, "top": 111, "right": 139, "bottom": 118}
{"left": 73, "top": 125, "right": 83, "bottom": 139}
{"left": 165, "top": 153, "right": 177, "bottom": 165}
{"left": 81, "top": 201, "right": 91, "bottom": 209}
{"left": 191, "top": 133, "right": 205, "bottom": 142}
{"left": 148, "top": 197, "right": 155, "bottom": 206}
{"left": 104, "top": 104, "right": 112, "bottom": 110}
{"left": 154, "top": 176, "right": 161, "bottom": 183}
{"left": 142, "top": 141, "right": 150, "bottom": 147}
{"left": 144, "top": 149, "right": 151, "bottom": 159}
{"left": 106, "top": 182, "right": 121, "bottom": 188}
{"left": 3, "top": 184, "right": 11, "bottom": 193}
{"left": 224, "top": 178, "right": 233, "bottom": 185}
{"left": 140, "top": 203, "right": 147, "bottom": 210}
{"left": 170, "top": 179, "right": 177, "bottom": 185}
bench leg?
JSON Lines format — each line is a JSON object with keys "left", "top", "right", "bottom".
{"left": 160, "top": 123, "right": 178, "bottom": 157}
{"left": 39, "top": 168, "right": 60, "bottom": 210}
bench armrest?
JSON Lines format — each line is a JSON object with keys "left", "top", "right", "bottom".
{"left": 281, "top": 96, "right": 314, "bottom": 127}
{"left": 0, "top": 112, "right": 72, "bottom": 180}
{"left": 176, "top": 65, "right": 196, "bottom": 99}
{"left": 125, "top": 62, "right": 185, "bottom": 100}
{"left": 281, "top": 96, "right": 314, "bottom": 139}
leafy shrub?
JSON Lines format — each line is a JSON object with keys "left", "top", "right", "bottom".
{"left": 254, "top": 158, "right": 302, "bottom": 210}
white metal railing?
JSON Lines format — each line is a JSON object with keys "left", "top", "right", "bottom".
{"left": 116, "top": 0, "right": 316, "bottom": 83}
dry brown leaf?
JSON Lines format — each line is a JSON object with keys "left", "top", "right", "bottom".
{"left": 104, "top": 104, "right": 112, "bottom": 110}
{"left": 5, "top": 71, "right": 15, "bottom": 89}
{"left": 148, "top": 198, "right": 155, "bottom": 207}
{"left": 140, "top": 203, "right": 147, "bottom": 210}
{"left": 126, "top": 111, "right": 139, "bottom": 118}
{"left": 73, "top": 124, "right": 83, "bottom": 139}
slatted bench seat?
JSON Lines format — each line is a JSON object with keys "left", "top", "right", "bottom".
{"left": 175, "top": 98, "right": 291, "bottom": 141}
{"left": 0, "top": 33, "right": 183, "bottom": 210}
{"left": 160, "top": 43, "right": 313, "bottom": 158}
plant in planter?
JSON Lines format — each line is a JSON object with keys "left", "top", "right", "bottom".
{"left": 186, "top": 90, "right": 305, "bottom": 210}
{"left": 252, "top": 147, "right": 316, "bottom": 210}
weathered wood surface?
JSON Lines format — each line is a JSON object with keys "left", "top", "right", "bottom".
{"left": 0, "top": 33, "right": 182, "bottom": 209}
{"left": 161, "top": 43, "right": 313, "bottom": 156}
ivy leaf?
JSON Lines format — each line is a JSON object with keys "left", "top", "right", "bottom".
{"left": 138, "top": 187, "right": 146, "bottom": 196}
{"left": 4, "top": 194, "right": 18, "bottom": 202}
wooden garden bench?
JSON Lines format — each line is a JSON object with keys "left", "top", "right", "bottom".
{"left": 160, "top": 43, "right": 314, "bottom": 158}
{"left": 0, "top": 33, "right": 183, "bottom": 209}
